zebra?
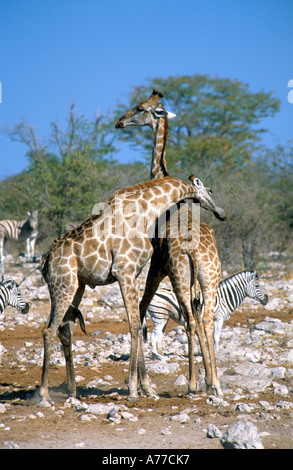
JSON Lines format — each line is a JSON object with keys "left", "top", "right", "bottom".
{"left": 0, "top": 211, "right": 38, "bottom": 269}
{"left": 143, "top": 271, "right": 268, "bottom": 359}
{"left": 0, "top": 277, "right": 29, "bottom": 315}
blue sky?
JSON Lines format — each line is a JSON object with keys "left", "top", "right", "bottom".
{"left": 0, "top": 0, "right": 292, "bottom": 179}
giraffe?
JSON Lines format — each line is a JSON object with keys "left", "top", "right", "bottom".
{"left": 116, "top": 90, "right": 224, "bottom": 395}
{"left": 39, "top": 175, "right": 226, "bottom": 401}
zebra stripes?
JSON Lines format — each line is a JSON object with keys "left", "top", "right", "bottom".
{"left": 143, "top": 270, "right": 268, "bottom": 359}
{"left": 0, "top": 278, "right": 29, "bottom": 314}
{"left": 0, "top": 211, "right": 38, "bottom": 268}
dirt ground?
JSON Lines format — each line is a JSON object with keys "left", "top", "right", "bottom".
{"left": 0, "top": 263, "right": 293, "bottom": 451}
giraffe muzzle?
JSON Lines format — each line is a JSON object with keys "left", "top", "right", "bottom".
{"left": 115, "top": 120, "right": 126, "bottom": 129}
{"left": 213, "top": 207, "right": 227, "bottom": 221}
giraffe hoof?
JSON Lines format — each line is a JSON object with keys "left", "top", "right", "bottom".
{"left": 207, "top": 384, "right": 223, "bottom": 397}
{"left": 127, "top": 395, "right": 140, "bottom": 403}
{"left": 187, "top": 383, "right": 199, "bottom": 394}
{"left": 145, "top": 389, "right": 159, "bottom": 400}
{"left": 38, "top": 397, "right": 53, "bottom": 408}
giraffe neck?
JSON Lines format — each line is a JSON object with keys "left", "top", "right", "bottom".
{"left": 150, "top": 116, "right": 169, "bottom": 180}
{"left": 143, "top": 178, "right": 195, "bottom": 223}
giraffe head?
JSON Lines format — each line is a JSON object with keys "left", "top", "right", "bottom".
{"left": 189, "top": 176, "right": 227, "bottom": 221}
{"left": 115, "top": 90, "right": 176, "bottom": 132}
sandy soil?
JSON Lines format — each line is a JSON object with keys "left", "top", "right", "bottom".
{"left": 0, "top": 262, "right": 292, "bottom": 451}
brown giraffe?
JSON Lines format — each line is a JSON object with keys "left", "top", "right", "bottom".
{"left": 116, "top": 90, "right": 224, "bottom": 395}
{"left": 39, "top": 175, "right": 225, "bottom": 401}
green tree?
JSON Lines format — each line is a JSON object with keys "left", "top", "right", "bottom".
{"left": 115, "top": 74, "right": 280, "bottom": 177}
{"left": 3, "top": 105, "right": 118, "bottom": 240}
{"left": 1, "top": 104, "right": 148, "bottom": 249}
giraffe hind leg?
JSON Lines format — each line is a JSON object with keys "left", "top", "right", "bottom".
{"left": 118, "top": 275, "right": 158, "bottom": 400}
{"left": 58, "top": 284, "right": 86, "bottom": 398}
{"left": 39, "top": 284, "right": 85, "bottom": 401}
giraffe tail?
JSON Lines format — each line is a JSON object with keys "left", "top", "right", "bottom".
{"left": 142, "top": 316, "right": 148, "bottom": 343}
{"left": 72, "top": 306, "right": 87, "bottom": 335}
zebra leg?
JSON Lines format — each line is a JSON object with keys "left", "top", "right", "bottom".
{"left": 151, "top": 319, "right": 168, "bottom": 360}
{"left": 30, "top": 236, "right": 37, "bottom": 258}
{"left": 0, "top": 237, "right": 4, "bottom": 273}
{"left": 213, "top": 318, "right": 223, "bottom": 352}
{"left": 26, "top": 236, "right": 36, "bottom": 259}
{"left": 26, "top": 237, "right": 32, "bottom": 259}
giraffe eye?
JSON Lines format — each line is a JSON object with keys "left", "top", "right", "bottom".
{"left": 136, "top": 106, "right": 144, "bottom": 112}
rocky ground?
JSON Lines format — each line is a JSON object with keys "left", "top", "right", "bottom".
{"left": 0, "top": 254, "right": 292, "bottom": 451}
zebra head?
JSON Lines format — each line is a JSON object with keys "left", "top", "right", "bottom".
{"left": 2, "top": 279, "right": 29, "bottom": 314}
{"left": 27, "top": 211, "right": 38, "bottom": 232}
{"left": 245, "top": 271, "right": 268, "bottom": 306}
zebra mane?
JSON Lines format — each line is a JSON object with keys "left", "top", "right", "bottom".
{"left": 220, "top": 270, "right": 255, "bottom": 287}
{"left": 0, "top": 278, "right": 17, "bottom": 288}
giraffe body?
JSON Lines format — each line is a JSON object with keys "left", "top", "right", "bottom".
{"left": 40, "top": 176, "right": 222, "bottom": 400}
{"left": 116, "top": 91, "right": 225, "bottom": 395}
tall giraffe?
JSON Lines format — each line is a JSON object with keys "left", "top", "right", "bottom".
{"left": 39, "top": 175, "right": 225, "bottom": 401}
{"left": 116, "top": 90, "right": 224, "bottom": 395}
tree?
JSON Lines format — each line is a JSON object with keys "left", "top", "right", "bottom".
{"left": 3, "top": 105, "right": 118, "bottom": 239}
{"left": 114, "top": 74, "right": 291, "bottom": 271}
{"left": 114, "top": 74, "right": 280, "bottom": 177}
{"left": 1, "top": 105, "right": 149, "bottom": 248}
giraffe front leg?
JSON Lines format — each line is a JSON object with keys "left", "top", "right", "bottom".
{"left": 137, "top": 331, "right": 158, "bottom": 398}
{"left": 40, "top": 326, "right": 54, "bottom": 402}
{"left": 203, "top": 315, "right": 222, "bottom": 397}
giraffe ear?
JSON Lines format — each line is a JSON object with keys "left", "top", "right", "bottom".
{"left": 152, "top": 107, "right": 168, "bottom": 118}
{"left": 152, "top": 107, "right": 176, "bottom": 119}
{"left": 166, "top": 111, "right": 176, "bottom": 120}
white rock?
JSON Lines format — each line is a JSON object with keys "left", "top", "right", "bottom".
{"left": 80, "top": 414, "right": 92, "bottom": 422}
{"left": 0, "top": 404, "right": 6, "bottom": 414}
{"left": 137, "top": 428, "right": 146, "bottom": 435}
{"left": 174, "top": 374, "right": 188, "bottom": 386}
{"left": 272, "top": 382, "right": 289, "bottom": 396}
{"left": 121, "top": 411, "right": 138, "bottom": 422}
{"left": 220, "top": 420, "right": 264, "bottom": 449}
{"left": 170, "top": 412, "right": 190, "bottom": 423}
{"left": 160, "top": 427, "right": 172, "bottom": 435}
{"left": 235, "top": 403, "right": 254, "bottom": 413}
{"left": 207, "top": 423, "right": 223, "bottom": 438}
{"left": 86, "top": 403, "right": 113, "bottom": 415}
{"left": 146, "top": 361, "right": 180, "bottom": 374}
